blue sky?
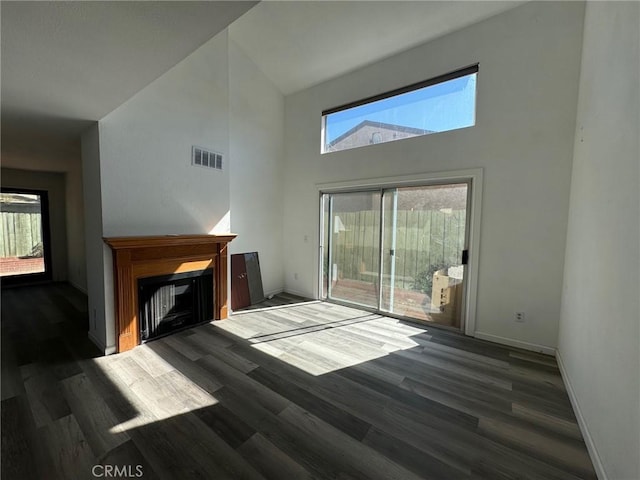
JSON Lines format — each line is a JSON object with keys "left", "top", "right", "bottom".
{"left": 325, "top": 73, "right": 477, "bottom": 143}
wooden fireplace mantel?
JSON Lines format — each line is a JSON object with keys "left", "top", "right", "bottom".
{"left": 104, "top": 234, "right": 236, "bottom": 353}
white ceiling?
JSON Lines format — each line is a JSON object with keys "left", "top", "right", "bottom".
{"left": 1, "top": 0, "right": 524, "bottom": 156}
{"left": 230, "top": 1, "right": 524, "bottom": 95}
{"left": 1, "top": 1, "right": 256, "bottom": 150}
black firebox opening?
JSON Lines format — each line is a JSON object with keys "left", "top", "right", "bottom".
{"left": 138, "top": 268, "right": 214, "bottom": 342}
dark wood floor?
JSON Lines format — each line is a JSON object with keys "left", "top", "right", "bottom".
{"left": 1, "top": 283, "right": 597, "bottom": 480}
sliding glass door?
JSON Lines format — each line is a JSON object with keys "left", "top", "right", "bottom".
{"left": 380, "top": 183, "right": 468, "bottom": 328}
{"left": 324, "top": 191, "right": 381, "bottom": 309}
{"left": 322, "top": 182, "right": 470, "bottom": 329}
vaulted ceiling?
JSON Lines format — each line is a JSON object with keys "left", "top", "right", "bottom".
{"left": 1, "top": 1, "right": 524, "bottom": 159}
{"left": 1, "top": 1, "right": 257, "bottom": 154}
{"left": 230, "top": 1, "right": 523, "bottom": 95}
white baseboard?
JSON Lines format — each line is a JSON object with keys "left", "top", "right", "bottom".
{"left": 282, "top": 287, "right": 314, "bottom": 299}
{"left": 87, "top": 331, "right": 104, "bottom": 352}
{"left": 473, "top": 331, "right": 556, "bottom": 356}
{"left": 556, "top": 350, "right": 607, "bottom": 480}
{"left": 87, "top": 331, "right": 117, "bottom": 356}
{"left": 264, "top": 288, "right": 284, "bottom": 298}
{"left": 68, "top": 281, "right": 87, "bottom": 295}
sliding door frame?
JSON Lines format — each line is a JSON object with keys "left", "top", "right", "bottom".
{"left": 317, "top": 168, "right": 483, "bottom": 336}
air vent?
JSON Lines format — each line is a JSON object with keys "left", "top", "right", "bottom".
{"left": 192, "top": 146, "right": 223, "bottom": 171}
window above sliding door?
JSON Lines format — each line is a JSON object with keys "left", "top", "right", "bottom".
{"left": 322, "top": 65, "right": 478, "bottom": 154}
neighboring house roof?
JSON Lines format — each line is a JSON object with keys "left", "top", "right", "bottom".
{"left": 327, "top": 120, "right": 434, "bottom": 149}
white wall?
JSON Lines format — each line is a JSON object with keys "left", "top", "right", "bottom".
{"left": 65, "top": 161, "right": 86, "bottom": 291}
{"left": 228, "top": 38, "right": 285, "bottom": 296}
{"left": 283, "top": 1, "right": 584, "bottom": 351}
{"left": 1, "top": 167, "right": 68, "bottom": 282}
{"left": 94, "top": 31, "right": 232, "bottom": 352}
{"left": 99, "top": 32, "right": 230, "bottom": 237}
{"left": 558, "top": 3, "right": 640, "bottom": 479}
{"left": 81, "top": 124, "right": 109, "bottom": 352}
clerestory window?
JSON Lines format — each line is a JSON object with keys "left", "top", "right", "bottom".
{"left": 322, "top": 65, "right": 478, "bottom": 154}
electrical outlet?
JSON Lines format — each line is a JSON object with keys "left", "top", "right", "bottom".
{"left": 515, "top": 312, "right": 525, "bottom": 322}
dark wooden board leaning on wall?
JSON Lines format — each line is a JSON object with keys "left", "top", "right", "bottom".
{"left": 231, "top": 252, "right": 265, "bottom": 310}
{"left": 231, "top": 254, "right": 251, "bottom": 310}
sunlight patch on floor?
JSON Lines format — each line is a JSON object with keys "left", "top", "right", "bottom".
{"left": 215, "top": 303, "right": 432, "bottom": 376}
{"left": 90, "top": 347, "right": 219, "bottom": 434}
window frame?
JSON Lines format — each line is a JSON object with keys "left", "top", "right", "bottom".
{"left": 321, "top": 64, "right": 479, "bottom": 153}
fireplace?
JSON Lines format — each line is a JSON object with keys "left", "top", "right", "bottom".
{"left": 138, "top": 269, "right": 213, "bottom": 342}
{"left": 104, "top": 234, "right": 236, "bottom": 352}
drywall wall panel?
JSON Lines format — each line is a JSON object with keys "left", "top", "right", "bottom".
{"left": 65, "top": 162, "right": 86, "bottom": 292}
{"left": 1, "top": 167, "right": 68, "bottom": 282}
{"left": 558, "top": 3, "right": 640, "bottom": 479}
{"left": 229, "top": 38, "right": 285, "bottom": 296}
{"left": 283, "top": 1, "right": 585, "bottom": 350}
{"left": 80, "top": 124, "right": 110, "bottom": 352}
{"left": 99, "top": 31, "right": 231, "bottom": 237}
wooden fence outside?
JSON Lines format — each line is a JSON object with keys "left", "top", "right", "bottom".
{"left": 0, "top": 210, "right": 43, "bottom": 258}
{"left": 332, "top": 209, "right": 466, "bottom": 290}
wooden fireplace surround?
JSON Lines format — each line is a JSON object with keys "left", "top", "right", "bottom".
{"left": 104, "top": 234, "right": 236, "bottom": 353}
